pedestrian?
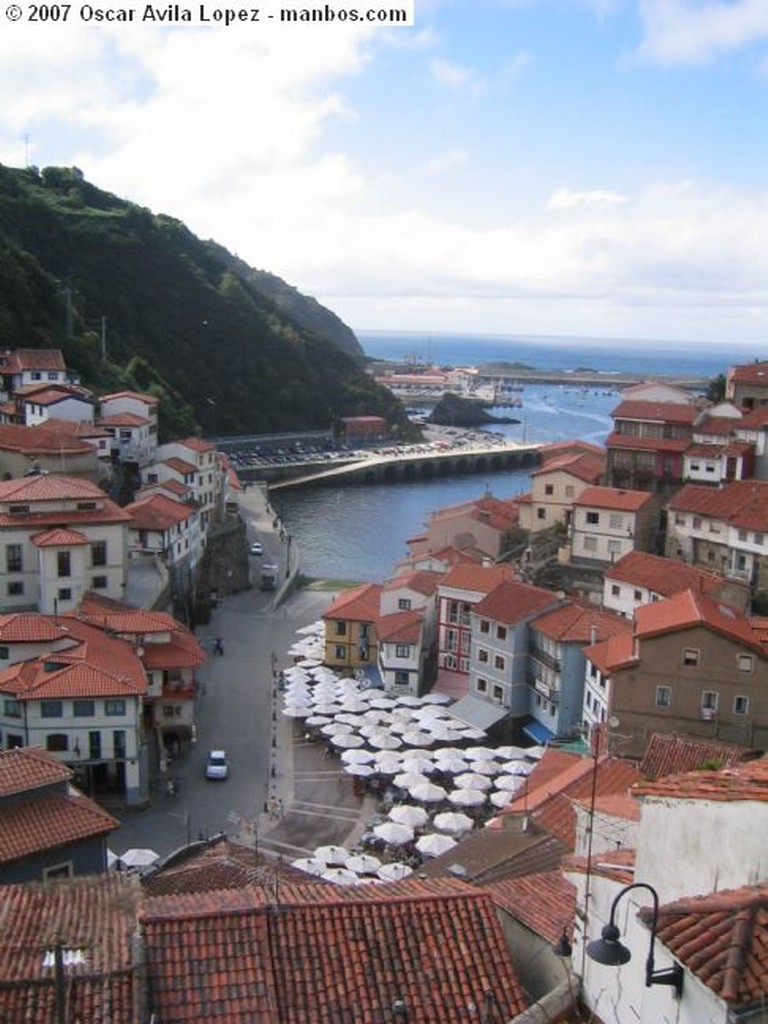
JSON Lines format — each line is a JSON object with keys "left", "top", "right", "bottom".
{"left": 277, "top": 798, "right": 284, "bottom": 818}
{"left": 214, "top": 637, "right": 224, "bottom": 655}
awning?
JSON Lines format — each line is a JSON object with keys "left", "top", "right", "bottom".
{"left": 447, "top": 695, "right": 509, "bottom": 731}
{"left": 522, "top": 719, "right": 554, "bottom": 745}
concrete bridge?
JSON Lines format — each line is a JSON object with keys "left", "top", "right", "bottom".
{"left": 268, "top": 441, "right": 542, "bottom": 491}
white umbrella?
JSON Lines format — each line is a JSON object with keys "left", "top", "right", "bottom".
{"left": 433, "top": 746, "right": 466, "bottom": 759}
{"left": 335, "top": 712, "right": 366, "bottom": 725}
{"left": 107, "top": 848, "right": 120, "bottom": 870}
{"left": 314, "top": 844, "right": 350, "bottom": 865}
{"left": 455, "top": 772, "right": 492, "bottom": 791}
{"left": 322, "top": 867, "right": 361, "bottom": 885}
{"left": 370, "top": 696, "right": 398, "bottom": 709}
{"left": 494, "top": 745, "right": 529, "bottom": 760}
{"left": 459, "top": 727, "right": 487, "bottom": 741}
{"left": 396, "top": 695, "right": 423, "bottom": 707}
{"left": 291, "top": 857, "right": 328, "bottom": 876}
{"left": 305, "top": 715, "right": 333, "bottom": 727}
{"left": 388, "top": 804, "right": 429, "bottom": 828}
{"left": 490, "top": 789, "right": 515, "bottom": 809}
{"left": 345, "top": 853, "right": 382, "bottom": 875}
{"left": 282, "top": 706, "right": 311, "bottom": 718}
{"left": 410, "top": 780, "right": 448, "bottom": 803}
{"left": 416, "top": 832, "right": 458, "bottom": 858}
{"left": 368, "top": 732, "right": 402, "bottom": 750}
{"left": 421, "top": 692, "right": 452, "bottom": 704}
{"left": 401, "top": 730, "right": 434, "bottom": 748}
{"left": 343, "top": 763, "right": 376, "bottom": 778}
{"left": 296, "top": 622, "right": 321, "bottom": 635}
{"left": 373, "top": 754, "right": 404, "bottom": 775}
{"left": 433, "top": 754, "right": 468, "bottom": 775}
{"left": 373, "top": 821, "right": 415, "bottom": 845}
{"left": 394, "top": 771, "right": 428, "bottom": 791}
{"left": 449, "top": 787, "right": 487, "bottom": 807}
{"left": 341, "top": 748, "right": 376, "bottom": 764}
{"left": 377, "top": 862, "right": 414, "bottom": 882}
{"left": 337, "top": 699, "right": 369, "bottom": 714}
{"left": 525, "top": 745, "right": 547, "bottom": 760}
{"left": 312, "top": 703, "right": 342, "bottom": 716}
{"left": 499, "top": 760, "right": 533, "bottom": 776}
{"left": 470, "top": 760, "right": 501, "bottom": 776}
{"left": 331, "top": 732, "right": 365, "bottom": 749}
{"left": 494, "top": 774, "right": 527, "bottom": 792}
{"left": 297, "top": 658, "right": 323, "bottom": 668}
{"left": 425, "top": 723, "right": 462, "bottom": 743}
{"left": 321, "top": 722, "right": 353, "bottom": 736}
{"left": 120, "top": 848, "right": 160, "bottom": 868}
{"left": 433, "top": 811, "right": 474, "bottom": 835}
{"left": 464, "top": 746, "right": 500, "bottom": 761}
{"left": 400, "top": 753, "right": 435, "bottom": 774}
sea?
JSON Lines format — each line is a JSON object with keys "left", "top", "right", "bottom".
{"left": 271, "top": 331, "right": 765, "bottom": 583}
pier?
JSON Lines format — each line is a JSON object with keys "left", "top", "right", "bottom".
{"left": 268, "top": 440, "right": 541, "bottom": 491}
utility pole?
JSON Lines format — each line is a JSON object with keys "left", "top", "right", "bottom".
{"left": 100, "top": 316, "right": 107, "bottom": 361}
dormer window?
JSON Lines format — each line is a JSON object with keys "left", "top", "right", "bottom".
{"left": 8, "top": 505, "right": 30, "bottom": 515}
{"left": 76, "top": 501, "right": 98, "bottom": 511}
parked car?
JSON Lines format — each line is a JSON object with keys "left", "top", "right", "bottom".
{"left": 250, "top": 540, "right": 263, "bottom": 556}
{"left": 205, "top": 749, "right": 229, "bottom": 780}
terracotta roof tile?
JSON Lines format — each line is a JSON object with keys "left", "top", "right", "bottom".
{"left": 532, "top": 450, "right": 605, "bottom": 484}
{"left": 98, "top": 412, "right": 151, "bottom": 428}
{"left": 162, "top": 456, "right": 197, "bottom": 475}
{"left": 31, "top": 527, "right": 89, "bottom": 547}
{"left": 739, "top": 406, "right": 768, "bottom": 428}
{"left": 439, "top": 563, "right": 516, "bottom": 595}
{"left": 643, "top": 883, "right": 768, "bottom": 1006}
{"left": 669, "top": 479, "right": 768, "bottom": 531}
{"left": 0, "top": 614, "right": 69, "bottom": 643}
{"left": 604, "top": 550, "right": 730, "bottom": 600}
{"left": 606, "top": 432, "right": 691, "bottom": 453}
{"left": 640, "top": 733, "right": 754, "bottom": 780}
{"left": 473, "top": 579, "right": 558, "bottom": 625}
{"left": 486, "top": 871, "right": 576, "bottom": 944}
{"left": 0, "top": 747, "right": 71, "bottom": 797}
{"left": 0, "top": 422, "right": 98, "bottom": 455}
{"left": 583, "top": 632, "right": 637, "bottom": 674}
{"left": 611, "top": 399, "right": 699, "bottom": 423}
{"left": 574, "top": 485, "right": 653, "bottom": 511}
{"left": 632, "top": 757, "right": 768, "bottom": 802}
{"left": 0, "top": 790, "right": 118, "bottom": 865}
{"left": 634, "top": 588, "right": 765, "bottom": 652}
{"left": 324, "top": 583, "right": 382, "bottom": 623}
{"left": 125, "top": 492, "right": 194, "bottom": 529}
{"left": 376, "top": 608, "right": 424, "bottom": 643}
{"left": 531, "top": 601, "right": 631, "bottom": 644}
{"left": 2, "top": 348, "right": 66, "bottom": 372}
{"left": 0, "top": 474, "right": 105, "bottom": 502}
{"left": 383, "top": 569, "right": 444, "bottom": 596}
{"left": 176, "top": 436, "right": 215, "bottom": 454}
{"left": 100, "top": 390, "right": 159, "bottom": 406}
{"left": 728, "top": 360, "right": 768, "bottom": 385}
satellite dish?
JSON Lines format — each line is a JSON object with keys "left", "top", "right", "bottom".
{"left": 136, "top": 646, "right": 145, "bottom": 657}
{"left": 609, "top": 716, "right": 620, "bottom": 729}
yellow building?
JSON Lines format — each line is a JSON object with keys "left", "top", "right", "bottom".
{"left": 323, "top": 583, "right": 382, "bottom": 672}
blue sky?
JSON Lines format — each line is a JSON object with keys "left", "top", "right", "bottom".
{"left": 1, "top": 0, "right": 768, "bottom": 348}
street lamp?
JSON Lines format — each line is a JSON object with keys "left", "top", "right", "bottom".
{"left": 586, "top": 882, "right": 683, "bottom": 997}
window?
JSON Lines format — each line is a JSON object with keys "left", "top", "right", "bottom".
{"left": 46, "top": 733, "right": 68, "bottom": 752}
{"left": 479, "top": 620, "right": 490, "bottom": 634}
{"left": 755, "top": 533, "right": 764, "bottom": 546}
{"left": 395, "top": 644, "right": 410, "bottom": 658}
{"left": 544, "top": 484, "right": 554, "bottom": 496}
{"left": 92, "top": 576, "right": 108, "bottom": 590}
{"left": 738, "top": 529, "right": 748, "bottom": 542}
{"left": 40, "top": 701, "right": 63, "bottom": 718}
{"left": 76, "top": 502, "right": 97, "bottom": 511}
{"left": 583, "top": 536, "right": 598, "bottom": 552}
{"left": 496, "top": 625, "right": 507, "bottom": 641}
{"left": 674, "top": 514, "right": 685, "bottom": 525}
{"left": 3, "top": 698, "right": 21, "bottom": 717}
{"left": 655, "top": 685, "right": 671, "bottom": 708}
{"left": 6, "top": 544, "right": 22, "bottom": 573}
{"left": 492, "top": 684, "right": 503, "bottom": 704}
{"left": 607, "top": 539, "right": 622, "bottom": 554}
{"left": 738, "top": 654, "right": 754, "bottom": 673}
{"left": 610, "top": 584, "right": 620, "bottom": 596}
{"left": 0, "top": 646, "right": 8, "bottom": 660}
{"left": 397, "top": 598, "right": 411, "bottom": 610}
{"left": 73, "top": 700, "right": 95, "bottom": 717}
{"left": 537, "top": 508, "right": 546, "bottom": 520}
{"left": 633, "top": 589, "right": 643, "bottom": 601}
{"left": 104, "top": 699, "right": 126, "bottom": 716}
{"left": 683, "top": 648, "right": 700, "bottom": 667}
{"left": 692, "top": 516, "right": 702, "bottom": 530}
{"left": 734, "top": 695, "right": 750, "bottom": 715}
{"left": 7, "top": 581, "right": 23, "bottom": 597}
{"left": 586, "top": 511, "right": 600, "bottom": 525}
{"left": 335, "top": 621, "right": 347, "bottom": 636}
{"left": 476, "top": 677, "right": 488, "bottom": 693}
{"left": 113, "top": 730, "right": 126, "bottom": 759}
{"left": 478, "top": 648, "right": 489, "bottom": 663}
{"left": 609, "top": 513, "right": 623, "bottom": 530}
{"left": 494, "top": 654, "right": 505, "bottom": 670}
{"left": 334, "top": 644, "right": 346, "bottom": 659}
{"left": 565, "top": 485, "right": 575, "bottom": 498}
{"left": 89, "top": 732, "right": 101, "bottom": 759}
{"left": 57, "top": 551, "right": 71, "bottom": 578}
{"left": 91, "top": 540, "right": 107, "bottom": 567}
{"left": 44, "top": 862, "right": 73, "bottom": 881}
{"left": 701, "top": 691, "right": 718, "bottom": 717}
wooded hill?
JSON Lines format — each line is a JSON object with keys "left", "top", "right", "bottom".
{"left": 0, "top": 164, "right": 414, "bottom": 441}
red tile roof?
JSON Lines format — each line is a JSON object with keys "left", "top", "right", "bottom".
{"left": 668, "top": 480, "right": 768, "bottom": 531}
{"left": 632, "top": 757, "right": 768, "bottom": 802}
{"left": 531, "top": 601, "right": 631, "bottom": 644}
{"left": 0, "top": 422, "right": 98, "bottom": 455}
{"left": 376, "top": 608, "right": 424, "bottom": 644}
{"left": 383, "top": 569, "right": 444, "bottom": 596}
{"left": 611, "top": 400, "right": 699, "bottom": 424}
{"left": 176, "top": 436, "right": 215, "bottom": 454}
{"left": 604, "top": 550, "right": 729, "bottom": 600}
{"left": 502, "top": 752, "right": 642, "bottom": 850}
{"left": 143, "top": 839, "right": 310, "bottom": 895}
{"left": 439, "top": 563, "right": 516, "bottom": 595}
{"left": 739, "top": 406, "right": 768, "bottom": 428}
{"left": 31, "top": 527, "right": 89, "bottom": 547}
{"left": 2, "top": 348, "right": 66, "bottom": 372}
{"left": 606, "top": 432, "right": 691, "bottom": 453}
{"left": 0, "top": 875, "right": 140, "bottom": 1024}
{"left": 640, "top": 733, "right": 754, "bottom": 780}
{"left": 162, "top": 456, "right": 197, "bottom": 475}
{"left": 100, "top": 390, "right": 159, "bottom": 406}
{"left": 728, "top": 361, "right": 768, "bottom": 385}
{"left": 0, "top": 614, "right": 69, "bottom": 643}
{"left": 634, "top": 588, "right": 765, "bottom": 653}
{"left": 125, "top": 492, "right": 194, "bottom": 529}
{"left": 0, "top": 747, "right": 72, "bottom": 796}
{"left": 473, "top": 578, "right": 559, "bottom": 625}
{"left": 583, "top": 632, "right": 636, "bottom": 674}
{"left": 324, "top": 582, "right": 383, "bottom": 623}
{"left": 532, "top": 450, "right": 605, "bottom": 484}
{"left": 486, "top": 871, "right": 576, "bottom": 944}
{"left": 142, "top": 879, "right": 528, "bottom": 1023}
{"left": 98, "top": 412, "right": 151, "bottom": 428}
{"left": 644, "top": 883, "right": 768, "bottom": 1007}
{"left": 574, "top": 485, "right": 653, "bottom": 511}
{"left": 0, "top": 474, "right": 105, "bottom": 502}
{"left": 0, "top": 790, "right": 118, "bottom": 866}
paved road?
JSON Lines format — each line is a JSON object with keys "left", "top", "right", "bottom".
{"left": 110, "top": 490, "right": 375, "bottom": 865}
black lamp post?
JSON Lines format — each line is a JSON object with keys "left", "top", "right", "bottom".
{"left": 586, "top": 882, "right": 683, "bottom": 997}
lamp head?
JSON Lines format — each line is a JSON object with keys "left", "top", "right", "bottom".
{"left": 553, "top": 931, "right": 572, "bottom": 958}
{"left": 587, "top": 922, "right": 632, "bottom": 967}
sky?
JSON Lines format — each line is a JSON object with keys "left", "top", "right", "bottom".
{"left": 1, "top": 0, "right": 768, "bottom": 350}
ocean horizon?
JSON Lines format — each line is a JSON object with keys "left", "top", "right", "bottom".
{"left": 357, "top": 329, "right": 763, "bottom": 380}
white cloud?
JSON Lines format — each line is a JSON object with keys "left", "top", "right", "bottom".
{"left": 636, "top": 0, "right": 768, "bottom": 64}
{"left": 547, "top": 188, "right": 629, "bottom": 210}
{"left": 426, "top": 149, "right": 469, "bottom": 173}
{"left": 428, "top": 56, "right": 477, "bottom": 87}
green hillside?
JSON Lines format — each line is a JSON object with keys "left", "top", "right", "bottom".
{"left": 0, "top": 164, "right": 413, "bottom": 441}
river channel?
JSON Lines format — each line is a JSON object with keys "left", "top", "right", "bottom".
{"left": 270, "top": 384, "right": 618, "bottom": 583}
